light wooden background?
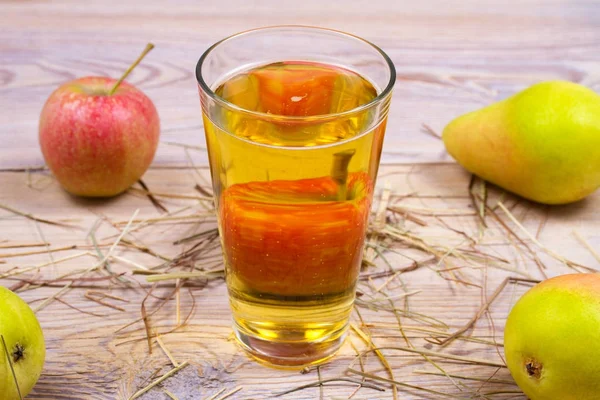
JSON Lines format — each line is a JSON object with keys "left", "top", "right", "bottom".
{"left": 5, "top": 0, "right": 600, "bottom": 169}
{"left": 2, "top": 0, "right": 600, "bottom": 399}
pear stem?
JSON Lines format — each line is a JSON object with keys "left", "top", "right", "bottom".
{"left": 108, "top": 43, "right": 155, "bottom": 95}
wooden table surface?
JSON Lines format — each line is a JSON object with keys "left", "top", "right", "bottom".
{"left": 2, "top": 1, "right": 600, "bottom": 399}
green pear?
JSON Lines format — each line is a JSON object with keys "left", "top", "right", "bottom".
{"left": 442, "top": 81, "right": 600, "bottom": 204}
{"left": 0, "top": 286, "right": 46, "bottom": 399}
{"left": 504, "top": 274, "right": 600, "bottom": 399}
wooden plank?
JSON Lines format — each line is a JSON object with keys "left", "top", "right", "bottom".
{"left": 2, "top": 1, "right": 600, "bottom": 398}
{"left": 2, "top": 0, "right": 600, "bottom": 167}
{"left": 1, "top": 164, "right": 599, "bottom": 399}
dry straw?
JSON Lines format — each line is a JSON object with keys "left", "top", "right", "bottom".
{"left": 1, "top": 149, "right": 596, "bottom": 398}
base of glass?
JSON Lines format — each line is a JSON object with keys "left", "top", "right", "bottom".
{"left": 233, "top": 322, "right": 347, "bottom": 369}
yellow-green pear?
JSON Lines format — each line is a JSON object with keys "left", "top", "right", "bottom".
{"left": 0, "top": 286, "right": 46, "bottom": 399}
{"left": 443, "top": 81, "right": 600, "bottom": 204}
{"left": 504, "top": 274, "right": 600, "bottom": 399}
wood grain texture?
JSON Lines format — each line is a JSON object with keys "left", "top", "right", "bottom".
{"left": 3, "top": 0, "right": 600, "bottom": 167}
{"left": 2, "top": 1, "right": 600, "bottom": 399}
{"left": 0, "top": 164, "right": 599, "bottom": 399}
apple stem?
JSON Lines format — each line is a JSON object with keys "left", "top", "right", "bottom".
{"left": 108, "top": 43, "right": 155, "bottom": 95}
{"left": 331, "top": 149, "right": 356, "bottom": 201}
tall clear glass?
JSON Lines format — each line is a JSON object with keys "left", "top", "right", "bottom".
{"left": 196, "top": 26, "right": 395, "bottom": 368}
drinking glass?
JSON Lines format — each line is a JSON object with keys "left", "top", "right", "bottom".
{"left": 196, "top": 26, "right": 395, "bottom": 367}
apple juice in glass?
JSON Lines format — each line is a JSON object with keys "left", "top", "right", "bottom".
{"left": 196, "top": 26, "right": 395, "bottom": 367}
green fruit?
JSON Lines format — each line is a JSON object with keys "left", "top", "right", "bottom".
{"left": 504, "top": 274, "right": 600, "bottom": 400}
{"left": 0, "top": 286, "right": 46, "bottom": 399}
{"left": 442, "top": 81, "right": 600, "bottom": 204}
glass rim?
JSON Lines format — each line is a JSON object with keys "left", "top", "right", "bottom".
{"left": 195, "top": 25, "right": 396, "bottom": 123}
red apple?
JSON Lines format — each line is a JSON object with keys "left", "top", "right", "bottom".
{"left": 39, "top": 75, "right": 160, "bottom": 197}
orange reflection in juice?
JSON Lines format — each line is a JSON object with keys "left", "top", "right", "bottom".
{"left": 203, "top": 60, "right": 384, "bottom": 366}
{"left": 220, "top": 173, "right": 371, "bottom": 297}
